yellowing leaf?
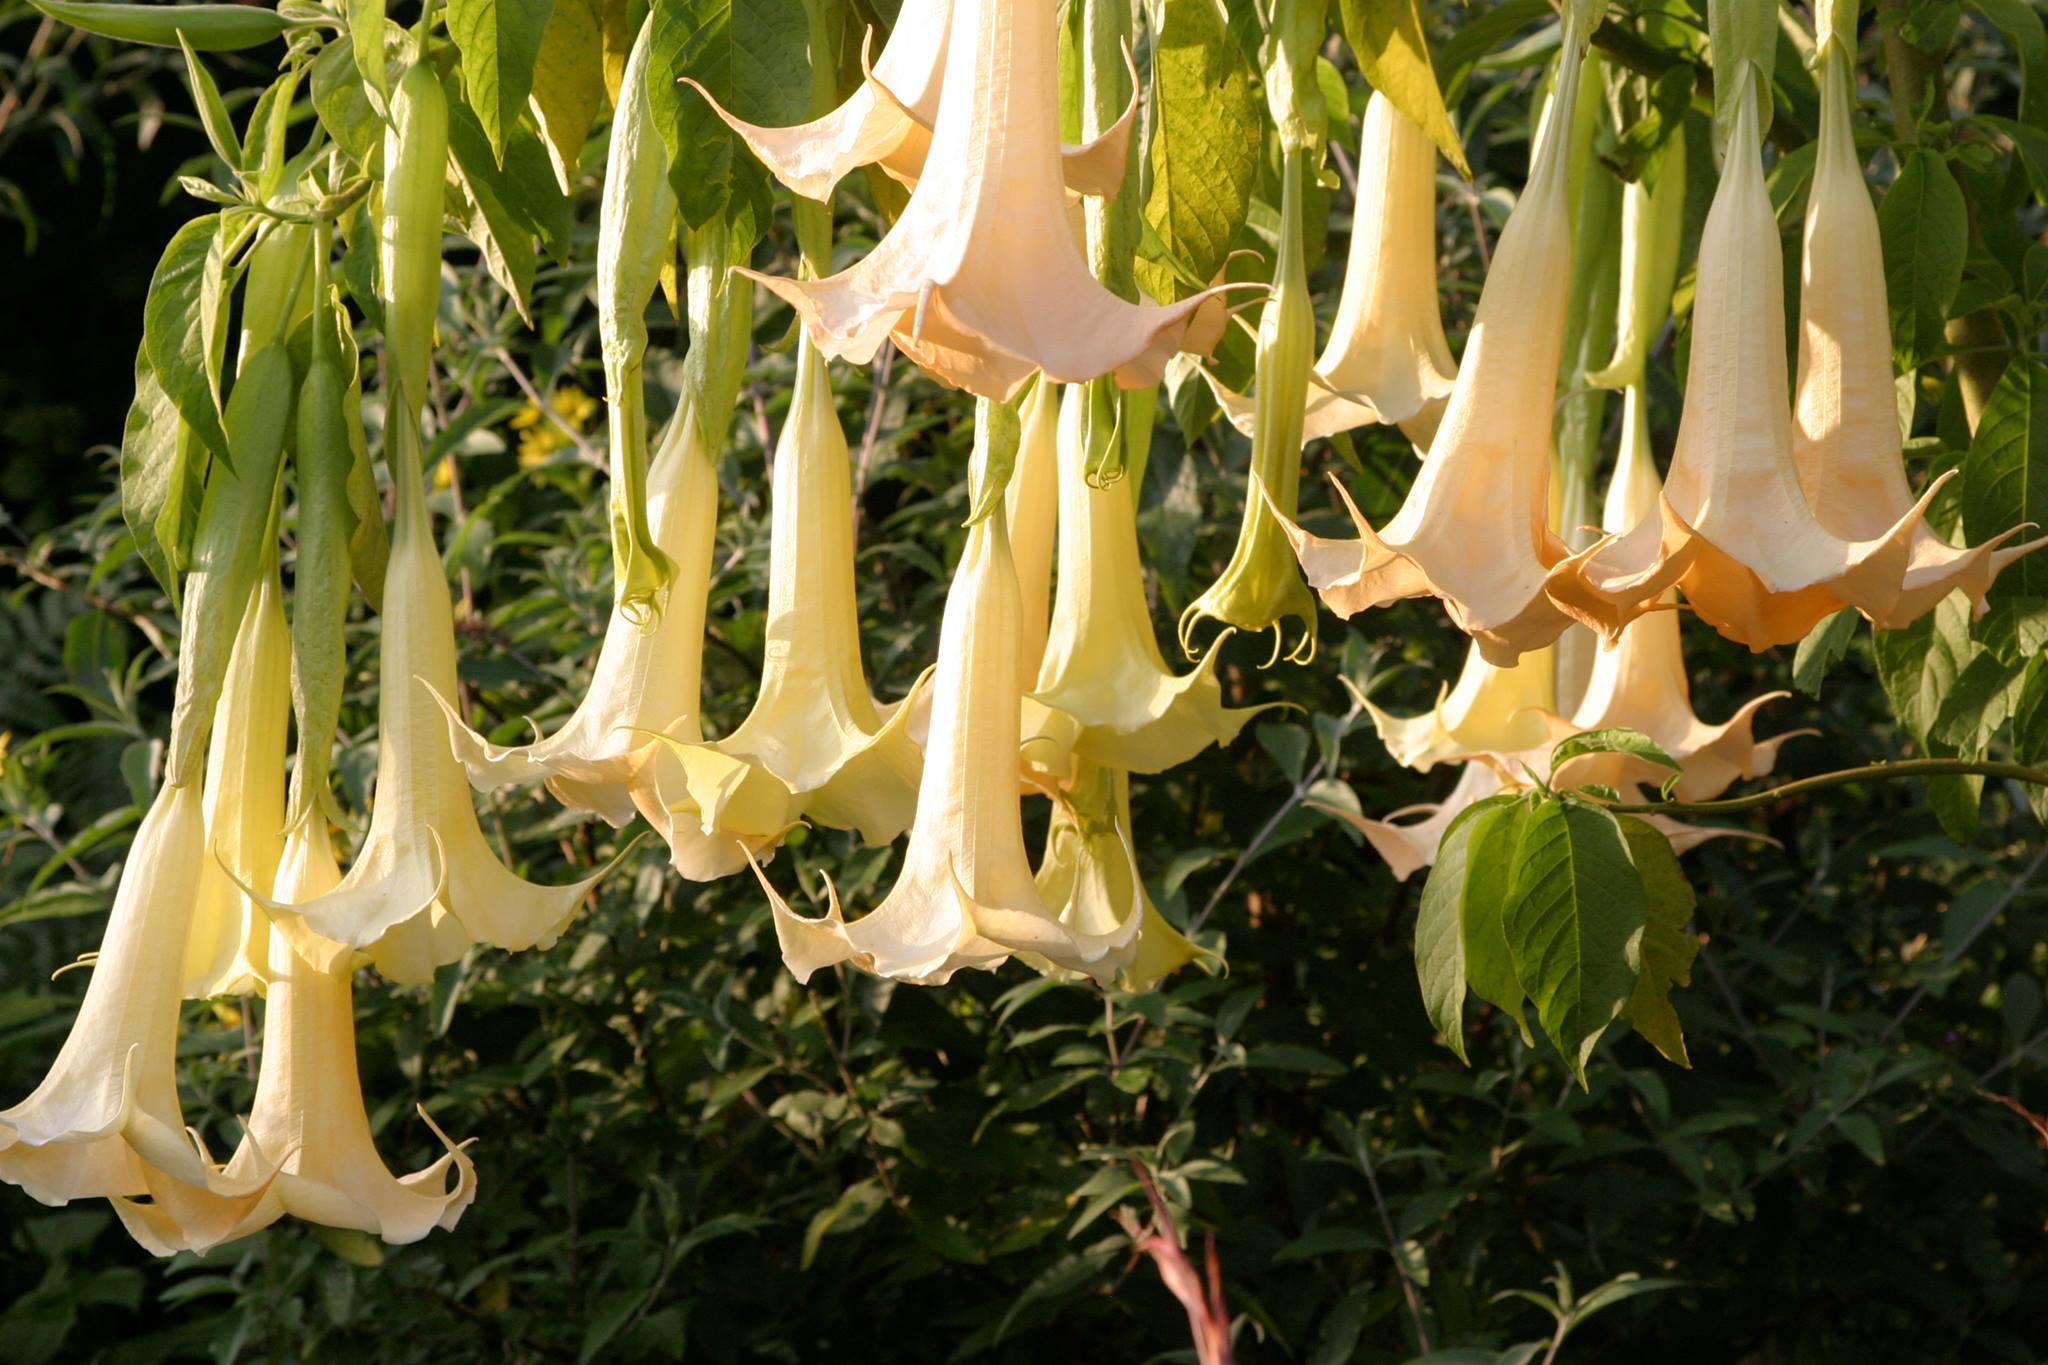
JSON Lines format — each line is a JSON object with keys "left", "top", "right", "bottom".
{"left": 1337, "top": 0, "right": 1471, "bottom": 179}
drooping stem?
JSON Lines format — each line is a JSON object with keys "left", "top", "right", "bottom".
{"left": 1600, "top": 759, "right": 2048, "bottom": 816}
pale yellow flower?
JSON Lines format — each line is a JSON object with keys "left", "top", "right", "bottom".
{"left": 1006, "top": 377, "right": 1060, "bottom": 690}
{"left": 734, "top": 0, "right": 1231, "bottom": 400}
{"left": 0, "top": 780, "right": 277, "bottom": 1255}
{"left": 1204, "top": 92, "right": 1456, "bottom": 449}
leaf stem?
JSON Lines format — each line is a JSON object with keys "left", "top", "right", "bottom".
{"left": 1596, "top": 759, "right": 2048, "bottom": 816}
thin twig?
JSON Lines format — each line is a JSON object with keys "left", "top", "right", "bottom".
{"left": 851, "top": 342, "right": 895, "bottom": 526}
{"left": 492, "top": 345, "right": 605, "bottom": 469}
{"left": 1601, "top": 759, "right": 2048, "bottom": 817}
{"left": 1350, "top": 1118, "right": 1433, "bottom": 1354}
{"left": 0, "top": 549, "right": 173, "bottom": 660}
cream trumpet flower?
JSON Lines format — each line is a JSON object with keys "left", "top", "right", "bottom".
{"left": 1269, "top": 12, "right": 1602, "bottom": 666}
{"left": 1203, "top": 93, "right": 1456, "bottom": 449}
{"left": 1007, "top": 378, "right": 1060, "bottom": 689}
{"left": 1544, "top": 70, "right": 1950, "bottom": 650}
{"left": 1546, "top": 392, "right": 1804, "bottom": 800}
{"left": 265, "top": 412, "right": 605, "bottom": 984}
{"left": 1030, "top": 384, "right": 1269, "bottom": 772}
{"left": 182, "top": 554, "right": 289, "bottom": 1000}
{"left": 660, "top": 336, "right": 924, "bottom": 846}
{"left": 218, "top": 814, "right": 476, "bottom": 1244}
{"left": 1362, "top": 642, "right": 1559, "bottom": 774}
{"left": 734, "top": 0, "right": 1231, "bottom": 401}
{"left": 683, "top": 0, "right": 1136, "bottom": 203}
{"left": 1032, "top": 762, "right": 1218, "bottom": 992}
{"left": 0, "top": 780, "right": 277, "bottom": 1255}
{"left": 1789, "top": 41, "right": 2042, "bottom": 616}
{"left": 757, "top": 494, "right": 1142, "bottom": 986}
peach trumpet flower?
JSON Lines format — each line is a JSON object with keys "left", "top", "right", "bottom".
{"left": 1203, "top": 92, "right": 1456, "bottom": 449}
{"left": 734, "top": 0, "right": 1231, "bottom": 400}
{"left": 1030, "top": 384, "right": 1270, "bottom": 773}
{"left": 757, "top": 488, "right": 1141, "bottom": 985}
{"left": 654, "top": 336, "right": 925, "bottom": 847}
{"left": 0, "top": 779, "right": 277, "bottom": 1255}
{"left": 1268, "top": 5, "right": 1605, "bottom": 665}
{"left": 263, "top": 410, "right": 605, "bottom": 984}
{"left": 684, "top": 0, "right": 1136, "bottom": 203}
{"left": 220, "top": 814, "right": 477, "bottom": 1244}
{"left": 182, "top": 552, "right": 289, "bottom": 1000}
{"left": 1788, "top": 39, "right": 2042, "bottom": 617}
{"left": 1545, "top": 70, "right": 1956, "bottom": 650}
{"left": 1007, "top": 377, "right": 1060, "bottom": 689}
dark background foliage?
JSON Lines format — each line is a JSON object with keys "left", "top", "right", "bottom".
{"left": 1, "top": 1, "right": 2045, "bottom": 1362}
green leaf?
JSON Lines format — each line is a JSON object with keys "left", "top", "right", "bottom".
{"left": 529, "top": 0, "right": 608, "bottom": 194}
{"left": 1930, "top": 650, "right": 2027, "bottom": 751}
{"left": 2011, "top": 656, "right": 2048, "bottom": 824}
{"left": 1875, "top": 593, "right": 1985, "bottom": 841}
{"left": 800, "top": 1178, "right": 888, "bottom": 1271}
{"left": 26, "top": 0, "right": 290, "bottom": 51}
{"left": 1879, "top": 148, "right": 1968, "bottom": 371}
{"left": 1414, "top": 801, "right": 1491, "bottom": 1063}
{"left": 117, "top": 346, "right": 196, "bottom": 602}
{"left": 1337, "top": 0, "right": 1472, "bottom": 177}
{"left": 1792, "top": 609, "right": 1859, "bottom": 699}
{"left": 177, "top": 34, "right": 244, "bottom": 176}
{"left": 1135, "top": 0, "right": 1262, "bottom": 304}
{"left": 1976, "top": 115, "right": 2048, "bottom": 205}
{"left": 142, "top": 212, "right": 231, "bottom": 465}
{"left": 1963, "top": 358, "right": 2048, "bottom": 599}
{"left": 445, "top": 0, "right": 556, "bottom": 166}
{"left": 1965, "top": 0, "right": 2046, "bottom": 129}
{"left": 1503, "top": 797, "right": 1648, "bottom": 1084}
{"left": 1462, "top": 796, "right": 1535, "bottom": 1043}
{"left": 648, "top": 0, "right": 809, "bottom": 230}
{"left": 1616, "top": 817, "right": 1697, "bottom": 1067}
{"left": 445, "top": 78, "right": 564, "bottom": 322}
{"left": 347, "top": 0, "right": 388, "bottom": 99}
{"left": 1550, "top": 727, "right": 1681, "bottom": 778}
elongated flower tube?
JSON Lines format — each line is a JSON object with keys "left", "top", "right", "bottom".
{"left": 219, "top": 817, "right": 476, "bottom": 1244}
{"left": 1547, "top": 395, "right": 1802, "bottom": 800}
{"left": 264, "top": 413, "right": 604, "bottom": 984}
{"left": 1032, "top": 762, "right": 1218, "bottom": 991}
{"left": 599, "top": 18, "right": 678, "bottom": 621}
{"left": 1007, "top": 378, "right": 1060, "bottom": 689}
{"left": 756, "top": 487, "right": 1141, "bottom": 985}
{"left": 1584, "top": 137, "right": 1686, "bottom": 393}
{"left": 734, "top": 0, "right": 1231, "bottom": 400}
{"left": 666, "top": 336, "right": 924, "bottom": 846}
{"left": 683, "top": 0, "right": 1136, "bottom": 202}
{"left": 182, "top": 552, "right": 289, "bottom": 1000}
{"left": 1203, "top": 93, "right": 1456, "bottom": 449}
{"left": 1788, "top": 39, "right": 2042, "bottom": 617}
{"left": 1032, "top": 385, "right": 1269, "bottom": 771}
{"left": 1545, "top": 69, "right": 1952, "bottom": 650}
{"left": 1181, "top": 146, "right": 1319, "bottom": 665}
{"left": 1268, "top": 8, "right": 1602, "bottom": 666}
{"left": 0, "top": 780, "right": 277, "bottom": 1255}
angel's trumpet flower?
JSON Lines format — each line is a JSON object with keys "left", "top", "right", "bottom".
{"left": 684, "top": 0, "right": 1136, "bottom": 203}
{"left": 1789, "top": 40, "right": 2042, "bottom": 616}
{"left": 757, "top": 490, "right": 1141, "bottom": 986}
{"left": 1032, "top": 762, "right": 1219, "bottom": 991}
{"left": 1548, "top": 396, "right": 1802, "bottom": 799}
{"left": 0, "top": 780, "right": 276, "bottom": 1255}
{"left": 1181, "top": 146, "right": 1320, "bottom": 664}
{"left": 734, "top": 0, "right": 1230, "bottom": 400}
{"left": 182, "top": 555, "right": 289, "bottom": 1000}
{"left": 219, "top": 816, "right": 476, "bottom": 1244}
{"left": 666, "top": 337, "right": 924, "bottom": 845}
{"left": 1363, "top": 643, "right": 1558, "bottom": 775}
{"left": 266, "top": 413, "right": 604, "bottom": 984}
{"left": 1269, "top": 8, "right": 1604, "bottom": 665}
{"left": 1032, "top": 385, "right": 1268, "bottom": 771}
{"left": 1203, "top": 93, "right": 1456, "bottom": 449}
{"left": 1545, "top": 69, "right": 1953, "bottom": 650}
{"left": 1007, "top": 378, "right": 1060, "bottom": 689}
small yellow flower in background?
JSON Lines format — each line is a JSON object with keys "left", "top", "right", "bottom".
{"left": 0, "top": 732, "right": 12, "bottom": 774}
{"left": 512, "top": 385, "right": 598, "bottom": 467}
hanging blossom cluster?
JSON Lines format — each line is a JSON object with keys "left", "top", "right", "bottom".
{"left": 3, "top": 0, "right": 2036, "bottom": 1261}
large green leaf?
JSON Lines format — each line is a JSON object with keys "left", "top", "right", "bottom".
{"left": 1461, "top": 795, "right": 1534, "bottom": 1044}
{"left": 445, "top": 84, "right": 543, "bottom": 322}
{"left": 1879, "top": 149, "right": 1968, "bottom": 372}
{"left": 647, "top": 0, "right": 808, "bottom": 230}
{"left": 117, "top": 346, "right": 197, "bottom": 603}
{"left": 1503, "top": 797, "right": 1648, "bottom": 1082}
{"left": 1413, "top": 796, "right": 1517, "bottom": 1062}
{"left": 529, "top": 0, "right": 609, "bottom": 193}
{"left": 446, "top": 0, "right": 557, "bottom": 166}
{"left": 1136, "top": 0, "right": 1261, "bottom": 304}
{"left": 1875, "top": 592, "right": 1985, "bottom": 841}
{"left": 141, "top": 212, "right": 231, "bottom": 465}
{"left": 1616, "top": 818, "right": 1697, "bottom": 1068}
{"left": 1336, "top": 0, "right": 1470, "bottom": 177}
{"left": 1963, "top": 358, "right": 2048, "bottom": 599}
